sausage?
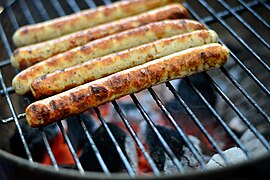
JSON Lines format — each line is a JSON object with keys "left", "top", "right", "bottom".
{"left": 11, "top": 4, "right": 188, "bottom": 70}
{"left": 12, "top": 0, "right": 181, "bottom": 46}
{"left": 12, "top": 19, "right": 206, "bottom": 96}
{"left": 25, "top": 43, "right": 230, "bottom": 127}
{"left": 31, "top": 29, "right": 218, "bottom": 99}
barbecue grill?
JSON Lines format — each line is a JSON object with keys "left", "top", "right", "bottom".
{"left": 0, "top": 0, "right": 270, "bottom": 179}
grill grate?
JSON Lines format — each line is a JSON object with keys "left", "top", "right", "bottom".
{"left": 0, "top": 0, "right": 270, "bottom": 178}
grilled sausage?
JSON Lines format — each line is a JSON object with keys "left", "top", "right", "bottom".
{"left": 12, "top": 0, "right": 181, "bottom": 46}
{"left": 12, "top": 20, "right": 206, "bottom": 95}
{"left": 31, "top": 30, "right": 218, "bottom": 99}
{"left": 11, "top": 4, "right": 188, "bottom": 70}
{"left": 26, "top": 43, "right": 230, "bottom": 127}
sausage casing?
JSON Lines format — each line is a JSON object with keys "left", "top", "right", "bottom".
{"left": 31, "top": 30, "right": 218, "bottom": 99}
{"left": 11, "top": 4, "right": 188, "bottom": 70}
{"left": 26, "top": 43, "right": 230, "bottom": 127}
{"left": 12, "top": 19, "right": 206, "bottom": 95}
{"left": 12, "top": 0, "right": 181, "bottom": 46}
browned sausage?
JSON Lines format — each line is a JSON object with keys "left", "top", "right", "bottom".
{"left": 25, "top": 43, "right": 230, "bottom": 127}
{"left": 31, "top": 30, "right": 218, "bottom": 99}
{"left": 12, "top": 0, "right": 182, "bottom": 46}
{"left": 11, "top": 4, "right": 188, "bottom": 70}
{"left": 12, "top": 20, "right": 206, "bottom": 96}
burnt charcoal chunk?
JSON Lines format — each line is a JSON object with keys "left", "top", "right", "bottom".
{"left": 67, "top": 112, "right": 96, "bottom": 152}
{"left": 79, "top": 123, "right": 137, "bottom": 173}
{"left": 145, "top": 125, "right": 184, "bottom": 171}
{"left": 10, "top": 121, "right": 58, "bottom": 162}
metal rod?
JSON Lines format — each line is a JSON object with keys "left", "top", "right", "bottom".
{"left": 5, "top": 4, "right": 19, "bottom": 29}
{"left": 205, "top": 73, "right": 270, "bottom": 151}
{"left": 18, "top": 0, "right": 35, "bottom": 24}
{"left": 57, "top": 121, "right": 85, "bottom": 174}
{"left": 0, "top": 71, "right": 33, "bottom": 162}
{"left": 183, "top": 78, "right": 251, "bottom": 158}
{"left": 32, "top": 0, "right": 50, "bottom": 20}
{"left": 0, "top": 86, "right": 14, "bottom": 96}
{"left": 77, "top": 115, "right": 111, "bottom": 176}
{"left": 220, "top": 67, "right": 270, "bottom": 123}
{"left": 39, "top": 128, "right": 59, "bottom": 170}
{"left": 0, "top": 59, "right": 11, "bottom": 68}
{"left": 130, "top": 94, "right": 186, "bottom": 174}
{"left": 0, "top": 23, "right": 12, "bottom": 56}
{"left": 147, "top": 87, "right": 207, "bottom": 169}
{"left": 83, "top": 0, "right": 97, "bottom": 8}
{"left": 50, "top": 0, "right": 65, "bottom": 16}
{"left": 112, "top": 100, "right": 161, "bottom": 175}
{"left": 199, "top": 0, "right": 270, "bottom": 73}
{"left": 165, "top": 82, "right": 229, "bottom": 165}
{"left": 94, "top": 107, "right": 136, "bottom": 177}
{"left": 219, "top": 0, "right": 270, "bottom": 50}
{"left": 0, "top": 112, "right": 25, "bottom": 124}
{"left": 259, "top": 0, "right": 270, "bottom": 11}
{"left": 202, "top": 0, "right": 259, "bottom": 24}
{"left": 66, "top": 0, "right": 80, "bottom": 12}
{"left": 237, "top": 0, "right": 270, "bottom": 29}
{"left": 184, "top": 2, "right": 270, "bottom": 97}
{"left": 102, "top": 0, "right": 112, "bottom": 5}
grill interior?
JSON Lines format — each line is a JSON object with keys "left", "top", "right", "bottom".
{"left": 0, "top": 0, "right": 270, "bottom": 179}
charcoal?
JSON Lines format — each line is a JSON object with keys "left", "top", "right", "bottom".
{"left": 10, "top": 121, "right": 58, "bottom": 162}
{"left": 79, "top": 123, "right": 137, "bottom": 173}
{"left": 140, "top": 123, "right": 185, "bottom": 172}
{"left": 240, "top": 129, "right": 268, "bottom": 158}
{"left": 206, "top": 147, "right": 247, "bottom": 169}
{"left": 66, "top": 111, "right": 98, "bottom": 152}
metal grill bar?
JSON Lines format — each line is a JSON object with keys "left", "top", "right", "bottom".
{"left": 103, "top": 0, "right": 112, "bottom": 5}
{"left": 220, "top": 67, "right": 270, "bottom": 123}
{"left": 130, "top": 94, "right": 185, "bottom": 174}
{"left": 19, "top": 0, "right": 110, "bottom": 173}
{"left": 0, "top": 0, "right": 270, "bottom": 177}
{"left": 49, "top": 0, "right": 65, "bottom": 16}
{"left": 184, "top": 0, "right": 270, "bottom": 150}
{"left": 237, "top": 0, "right": 270, "bottom": 29}
{"left": 39, "top": 128, "right": 59, "bottom": 170}
{"left": 259, "top": 0, "right": 270, "bottom": 10}
{"left": 219, "top": 0, "right": 270, "bottom": 50}
{"left": 0, "top": 23, "right": 12, "bottom": 56}
{"left": 202, "top": 1, "right": 259, "bottom": 24}
{"left": 147, "top": 87, "right": 207, "bottom": 170}
{"left": 83, "top": 0, "right": 97, "bottom": 9}
{"left": 0, "top": 71, "right": 33, "bottom": 162}
{"left": 112, "top": 100, "right": 161, "bottom": 175}
{"left": 183, "top": 77, "right": 250, "bottom": 158}
{"left": 184, "top": 2, "right": 270, "bottom": 97}
{"left": 66, "top": 0, "right": 80, "bottom": 12}
{"left": 57, "top": 121, "right": 85, "bottom": 173}
{"left": 18, "top": 0, "right": 35, "bottom": 24}
{"left": 0, "top": 86, "right": 14, "bottom": 97}
{"left": 4, "top": 0, "right": 63, "bottom": 171}
{"left": 0, "top": 59, "right": 11, "bottom": 68}
{"left": 199, "top": 0, "right": 270, "bottom": 73}
{"left": 32, "top": 0, "right": 50, "bottom": 20}
{"left": 94, "top": 107, "right": 136, "bottom": 177}
{"left": 204, "top": 73, "right": 270, "bottom": 150}
{"left": 166, "top": 82, "right": 229, "bottom": 165}
{"left": 77, "top": 115, "right": 110, "bottom": 175}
